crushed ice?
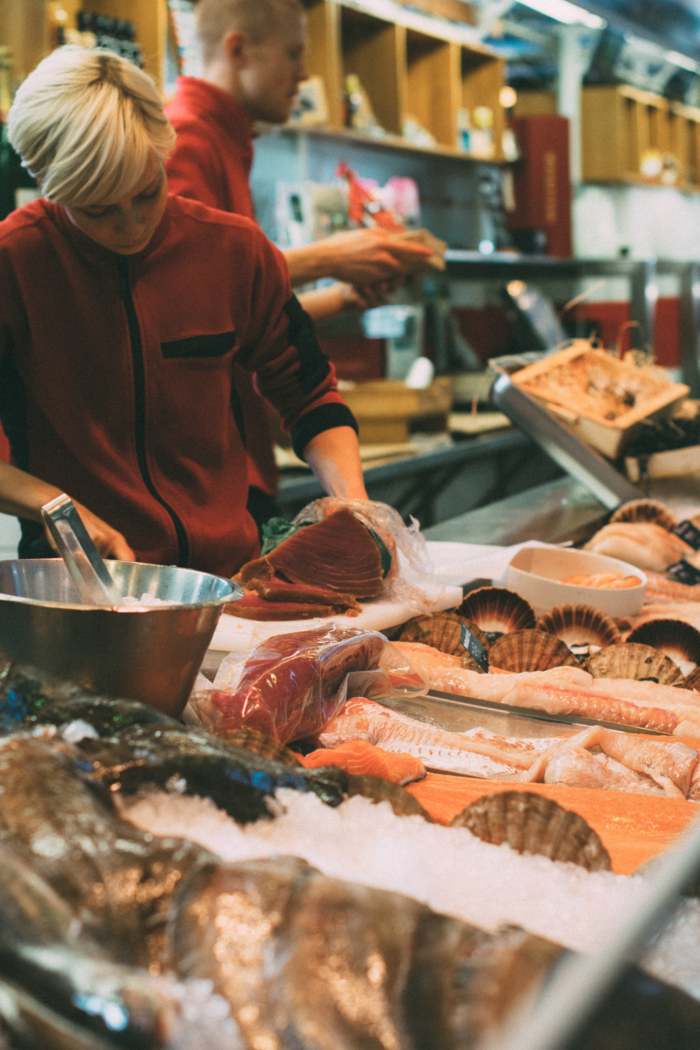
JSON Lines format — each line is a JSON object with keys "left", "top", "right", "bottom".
{"left": 120, "top": 788, "right": 700, "bottom": 1000}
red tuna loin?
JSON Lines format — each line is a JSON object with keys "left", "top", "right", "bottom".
{"left": 211, "top": 626, "right": 386, "bottom": 742}
{"left": 265, "top": 509, "right": 384, "bottom": 599}
{"left": 248, "top": 578, "right": 362, "bottom": 611}
{"left": 224, "top": 594, "right": 343, "bottom": 620}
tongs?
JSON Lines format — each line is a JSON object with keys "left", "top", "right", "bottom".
{"left": 41, "top": 494, "right": 124, "bottom": 608}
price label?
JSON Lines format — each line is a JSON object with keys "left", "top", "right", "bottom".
{"left": 461, "top": 623, "right": 489, "bottom": 672}
{"left": 672, "top": 520, "right": 700, "bottom": 551}
{"left": 668, "top": 560, "right": 700, "bottom": 586}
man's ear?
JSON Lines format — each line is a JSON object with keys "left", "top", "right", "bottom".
{"left": 223, "top": 30, "right": 249, "bottom": 66}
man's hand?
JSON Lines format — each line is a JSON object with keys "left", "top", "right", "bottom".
{"left": 303, "top": 426, "right": 367, "bottom": 501}
{"left": 68, "top": 501, "right": 136, "bottom": 561}
{"left": 0, "top": 460, "right": 136, "bottom": 562}
{"left": 284, "top": 227, "right": 433, "bottom": 287}
{"left": 298, "top": 280, "right": 394, "bottom": 322}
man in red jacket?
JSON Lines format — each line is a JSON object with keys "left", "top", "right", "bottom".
{"left": 165, "top": 0, "right": 431, "bottom": 524}
{"left": 0, "top": 45, "right": 367, "bottom": 576}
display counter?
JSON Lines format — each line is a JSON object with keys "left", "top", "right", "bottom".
{"left": 423, "top": 475, "right": 610, "bottom": 547}
{"left": 278, "top": 428, "right": 563, "bottom": 525}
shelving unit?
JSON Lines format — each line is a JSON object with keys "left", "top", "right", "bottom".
{"left": 339, "top": 5, "right": 403, "bottom": 136}
{"left": 3, "top": 0, "right": 506, "bottom": 162}
{"left": 581, "top": 83, "right": 700, "bottom": 191}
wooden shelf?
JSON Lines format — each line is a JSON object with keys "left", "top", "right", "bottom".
{"left": 581, "top": 83, "right": 700, "bottom": 192}
{"left": 3, "top": 0, "right": 505, "bottom": 166}
{"left": 275, "top": 122, "right": 507, "bottom": 164}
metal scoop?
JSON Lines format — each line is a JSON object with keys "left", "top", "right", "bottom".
{"left": 41, "top": 494, "right": 124, "bottom": 607}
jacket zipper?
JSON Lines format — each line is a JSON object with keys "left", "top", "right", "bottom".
{"left": 118, "top": 256, "right": 189, "bottom": 566}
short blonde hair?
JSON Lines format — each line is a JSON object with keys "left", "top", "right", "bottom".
{"left": 197, "top": 0, "right": 304, "bottom": 65}
{"left": 7, "top": 46, "right": 176, "bottom": 208}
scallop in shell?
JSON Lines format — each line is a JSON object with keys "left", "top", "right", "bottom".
{"left": 584, "top": 642, "right": 684, "bottom": 685}
{"left": 396, "top": 612, "right": 489, "bottom": 674}
{"left": 609, "top": 498, "right": 677, "bottom": 530}
{"left": 683, "top": 666, "right": 700, "bottom": 693}
{"left": 489, "top": 629, "right": 580, "bottom": 673}
{"left": 457, "top": 587, "right": 536, "bottom": 643}
{"left": 450, "top": 790, "right": 611, "bottom": 872}
{"left": 626, "top": 619, "right": 700, "bottom": 678}
{"left": 536, "top": 603, "right": 621, "bottom": 657}
{"left": 397, "top": 612, "right": 490, "bottom": 672}
{"left": 219, "top": 727, "right": 303, "bottom": 767}
{"left": 345, "top": 774, "right": 433, "bottom": 820}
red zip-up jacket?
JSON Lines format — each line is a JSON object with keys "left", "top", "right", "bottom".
{"left": 0, "top": 195, "right": 356, "bottom": 576}
{"left": 165, "top": 78, "right": 281, "bottom": 499}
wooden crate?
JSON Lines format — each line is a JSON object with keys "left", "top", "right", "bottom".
{"left": 338, "top": 377, "right": 453, "bottom": 444}
{"left": 512, "top": 342, "right": 690, "bottom": 459}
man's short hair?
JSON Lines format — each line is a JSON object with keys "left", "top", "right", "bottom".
{"left": 197, "top": 0, "right": 304, "bottom": 65}
{"left": 7, "top": 46, "right": 176, "bottom": 208}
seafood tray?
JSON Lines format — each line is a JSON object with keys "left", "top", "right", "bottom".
{"left": 491, "top": 370, "right": 641, "bottom": 510}
{"left": 505, "top": 341, "right": 689, "bottom": 460}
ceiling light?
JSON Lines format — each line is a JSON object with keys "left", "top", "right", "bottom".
{"left": 665, "top": 50, "right": 699, "bottom": 73}
{"left": 515, "top": 0, "right": 605, "bottom": 29}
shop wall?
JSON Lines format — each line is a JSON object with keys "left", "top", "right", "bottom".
{"left": 573, "top": 183, "right": 700, "bottom": 260}
{"left": 249, "top": 129, "right": 496, "bottom": 249}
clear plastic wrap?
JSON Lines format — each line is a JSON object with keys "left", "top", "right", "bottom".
{"left": 186, "top": 624, "right": 428, "bottom": 744}
{"left": 289, "top": 497, "right": 444, "bottom": 613}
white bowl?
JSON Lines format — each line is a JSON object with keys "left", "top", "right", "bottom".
{"left": 502, "top": 545, "right": 647, "bottom": 619}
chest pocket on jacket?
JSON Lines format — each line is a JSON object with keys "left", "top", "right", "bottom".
{"left": 161, "top": 331, "right": 236, "bottom": 358}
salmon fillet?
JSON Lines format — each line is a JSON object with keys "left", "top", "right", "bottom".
{"left": 299, "top": 739, "right": 426, "bottom": 785}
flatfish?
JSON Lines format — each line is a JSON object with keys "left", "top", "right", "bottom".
{"left": 0, "top": 653, "right": 169, "bottom": 737}
{"left": 169, "top": 854, "right": 700, "bottom": 1050}
{"left": 0, "top": 847, "right": 216, "bottom": 1050}
{"left": 0, "top": 734, "right": 206, "bottom": 967}
{"left": 77, "top": 723, "right": 348, "bottom": 822}
{"left": 169, "top": 854, "right": 563, "bottom": 1050}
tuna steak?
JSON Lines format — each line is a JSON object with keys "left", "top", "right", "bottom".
{"left": 243, "top": 508, "right": 385, "bottom": 599}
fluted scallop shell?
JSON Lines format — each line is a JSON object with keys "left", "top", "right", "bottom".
{"left": 397, "top": 612, "right": 490, "bottom": 673}
{"left": 584, "top": 642, "right": 685, "bottom": 685}
{"left": 345, "top": 774, "right": 433, "bottom": 819}
{"left": 489, "top": 629, "right": 580, "bottom": 673}
{"left": 450, "top": 790, "right": 611, "bottom": 872}
{"left": 609, "top": 498, "right": 677, "bottom": 530}
{"left": 536, "top": 604, "right": 621, "bottom": 656}
{"left": 397, "top": 613, "right": 489, "bottom": 656}
{"left": 457, "top": 587, "right": 536, "bottom": 642}
{"left": 683, "top": 666, "right": 700, "bottom": 692}
{"left": 219, "top": 727, "right": 303, "bottom": 767}
{"left": 627, "top": 619, "right": 700, "bottom": 678}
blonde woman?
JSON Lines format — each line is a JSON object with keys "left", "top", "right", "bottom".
{"left": 0, "top": 45, "right": 366, "bottom": 575}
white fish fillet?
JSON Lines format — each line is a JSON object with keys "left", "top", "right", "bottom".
{"left": 543, "top": 748, "right": 664, "bottom": 795}
{"left": 631, "top": 602, "right": 700, "bottom": 631}
{"left": 393, "top": 640, "right": 700, "bottom": 736}
{"left": 319, "top": 699, "right": 699, "bottom": 797}
{"left": 584, "top": 522, "right": 692, "bottom": 572}
{"left": 319, "top": 697, "right": 554, "bottom": 779}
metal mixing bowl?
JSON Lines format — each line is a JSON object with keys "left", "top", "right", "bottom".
{"left": 0, "top": 560, "right": 241, "bottom": 718}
